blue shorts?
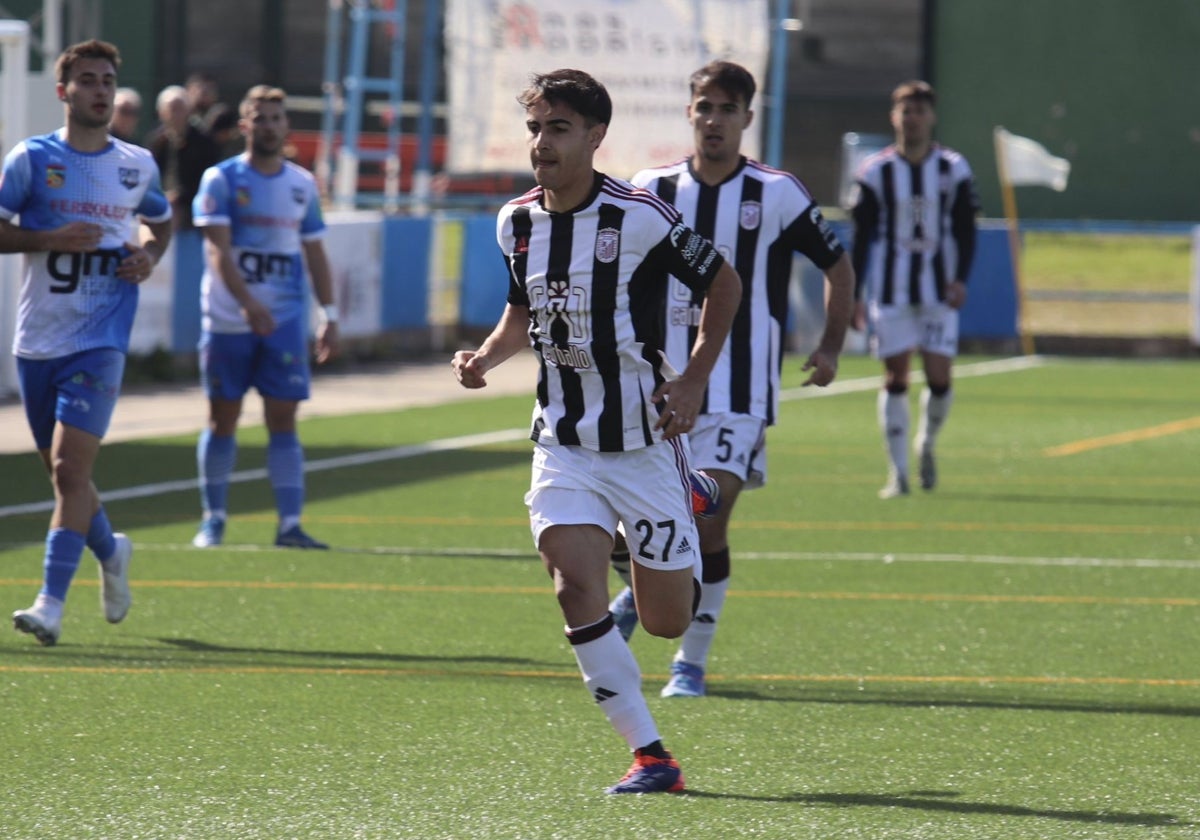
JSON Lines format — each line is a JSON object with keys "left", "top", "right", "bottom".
{"left": 199, "top": 316, "right": 311, "bottom": 402}
{"left": 17, "top": 348, "right": 126, "bottom": 449}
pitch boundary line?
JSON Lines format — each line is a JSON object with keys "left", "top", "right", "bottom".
{"left": 1, "top": 544, "right": 1196, "bottom": 570}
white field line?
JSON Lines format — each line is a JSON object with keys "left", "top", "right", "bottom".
{"left": 0, "top": 356, "right": 1046, "bottom": 521}
{"left": 1, "top": 543, "right": 1193, "bottom": 571}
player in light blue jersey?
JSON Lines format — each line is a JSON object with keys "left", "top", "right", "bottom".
{"left": 190, "top": 85, "right": 339, "bottom": 550}
{"left": 0, "top": 40, "right": 172, "bottom": 645}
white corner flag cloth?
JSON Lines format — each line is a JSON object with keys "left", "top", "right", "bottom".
{"left": 994, "top": 127, "right": 1070, "bottom": 191}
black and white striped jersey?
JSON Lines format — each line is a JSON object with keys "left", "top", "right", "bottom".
{"left": 631, "top": 156, "right": 844, "bottom": 426}
{"left": 498, "top": 171, "right": 726, "bottom": 453}
{"left": 850, "top": 144, "right": 979, "bottom": 307}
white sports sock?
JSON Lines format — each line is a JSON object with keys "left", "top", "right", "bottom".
{"left": 675, "top": 578, "right": 729, "bottom": 668}
{"left": 916, "top": 388, "right": 953, "bottom": 453}
{"left": 878, "top": 389, "right": 910, "bottom": 478}
{"left": 569, "top": 622, "right": 659, "bottom": 750}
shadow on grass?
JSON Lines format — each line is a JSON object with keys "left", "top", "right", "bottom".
{"left": 680, "top": 789, "right": 1188, "bottom": 827}
{"left": 709, "top": 684, "right": 1200, "bottom": 719}
{"left": 0, "top": 636, "right": 560, "bottom": 673}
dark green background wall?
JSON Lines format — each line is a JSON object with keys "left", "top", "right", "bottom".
{"left": 932, "top": 0, "right": 1200, "bottom": 221}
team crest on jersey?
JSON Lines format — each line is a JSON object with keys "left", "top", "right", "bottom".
{"left": 46, "top": 164, "right": 65, "bottom": 189}
{"left": 292, "top": 187, "right": 305, "bottom": 204}
{"left": 740, "top": 200, "right": 762, "bottom": 230}
{"left": 118, "top": 167, "right": 140, "bottom": 189}
{"left": 236, "top": 186, "right": 251, "bottom": 207}
{"left": 594, "top": 227, "right": 620, "bottom": 263}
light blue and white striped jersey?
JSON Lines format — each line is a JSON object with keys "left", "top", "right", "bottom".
{"left": 0, "top": 129, "right": 171, "bottom": 359}
{"left": 192, "top": 155, "right": 326, "bottom": 334}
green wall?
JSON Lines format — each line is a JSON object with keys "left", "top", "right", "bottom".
{"left": 933, "top": 0, "right": 1200, "bottom": 221}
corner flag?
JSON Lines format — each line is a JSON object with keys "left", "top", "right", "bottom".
{"left": 994, "top": 127, "right": 1071, "bottom": 191}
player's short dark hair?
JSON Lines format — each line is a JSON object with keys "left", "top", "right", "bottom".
{"left": 689, "top": 60, "right": 756, "bottom": 106}
{"left": 892, "top": 80, "right": 936, "bottom": 107}
{"left": 55, "top": 39, "right": 120, "bottom": 85}
{"left": 518, "top": 69, "right": 612, "bottom": 127}
{"left": 240, "top": 84, "right": 287, "bottom": 118}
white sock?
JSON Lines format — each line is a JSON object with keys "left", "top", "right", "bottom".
{"left": 569, "top": 621, "right": 658, "bottom": 750}
{"left": 916, "top": 388, "right": 953, "bottom": 454}
{"left": 878, "top": 389, "right": 910, "bottom": 479}
{"left": 675, "top": 578, "right": 729, "bottom": 669}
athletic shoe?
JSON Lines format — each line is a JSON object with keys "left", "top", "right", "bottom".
{"left": 99, "top": 533, "right": 133, "bottom": 624}
{"left": 661, "top": 660, "right": 706, "bottom": 698}
{"left": 275, "top": 526, "right": 329, "bottom": 550}
{"left": 918, "top": 449, "right": 937, "bottom": 491}
{"left": 878, "top": 473, "right": 911, "bottom": 499}
{"left": 605, "top": 750, "right": 685, "bottom": 794}
{"left": 690, "top": 470, "right": 720, "bottom": 519}
{"left": 192, "top": 517, "right": 225, "bottom": 548}
{"left": 609, "top": 586, "right": 640, "bottom": 641}
{"left": 13, "top": 597, "right": 63, "bottom": 647}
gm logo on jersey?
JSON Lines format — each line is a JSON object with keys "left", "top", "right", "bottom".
{"left": 595, "top": 227, "right": 619, "bottom": 263}
{"left": 46, "top": 164, "right": 65, "bottom": 189}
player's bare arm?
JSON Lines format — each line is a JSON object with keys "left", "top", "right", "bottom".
{"left": 0, "top": 218, "right": 103, "bottom": 254}
{"left": 654, "top": 262, "right": 741, "bottom": 438}
{"left": 802, "top": 252, "right": 855, "bottom": 387}
{"left": 202, "top": 224, "right": 275, "bottom": 336}
{"left": 453, "top": 303, "right": 531, "bottom": 389}
{"left": 303, "top": 238, "right": 339, "bottom": 364}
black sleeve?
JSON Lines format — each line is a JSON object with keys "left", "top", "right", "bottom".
{"left": 650, "top": 219, "right": 725, "bottom": 293}
{"left": 849, "top": 184, "right": 879, "bottom": 301}
{"left": 950, "top": 178, "right": 979, "bottom": 283}
{"left": 783, "top": 202, "right": 844, "bottom": 272}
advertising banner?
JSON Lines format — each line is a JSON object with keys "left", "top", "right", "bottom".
{"left": 446, "top": 0, "right": 769, "bottom": 178}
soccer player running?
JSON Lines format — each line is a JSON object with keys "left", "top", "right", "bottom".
{"left": 609, "top": 60, "right": 855, "bottom": 697}
{"left": 2, "top": 40, "right": 172, "bottom": 645}
{"left": 850, "top": 81, "right": 979, "bottom": 498}
{"left": 452, "top": 69, "right": 741, "bottom": 794}
{"left": 190, "top": 85, "right": 339, "bottom": 549}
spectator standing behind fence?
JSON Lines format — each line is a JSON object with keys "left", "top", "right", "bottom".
{"left": 109, "top": 87, "right": 142, "bottom": 144}
{"left": 609, "top": 60, "right": 855, "bottom": 697}
{"left": 147, "top": 84, "right": 221, "bottom": 230}
{"left": 452, "top": 69, "right": 741, "bottom": 794}
{"left": 850, "top": 80, "right": 979, "bottom": 499}
{"left": 189, "top": 85, "right": 339, "bottom": 551}
{"left": 1, "top": 39, "right": 172, "bottom": 646}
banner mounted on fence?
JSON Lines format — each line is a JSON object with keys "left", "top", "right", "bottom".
{"left": 445, "top": 0, "right": 769, "bottom": 178}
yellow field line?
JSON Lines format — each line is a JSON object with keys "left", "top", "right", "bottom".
{"left": 1, "top": 578, "right": 1195, "bottom": 606}
{"left": 0, "top": 662, "right": 1195, "bottom": 688}
{"left": 1044, "top": 414, "right": 1200, "bottom": 457}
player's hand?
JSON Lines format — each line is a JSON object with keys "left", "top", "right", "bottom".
{"left": 115, "top": 241, "right": 156, "bottom": 284}
{"left": 945, "top": 281, "right": 967, "bottom": 310}
{"left": 49, "top": 221, "right": 103, "bottom": 253}
{"left": 651, "top": 374, "right": 703, "bottom": 440}
{"left": 241, "top": 298, "right": 275, "bottom": 336}
{"left": 852, "top": 300, "right": 867, "bottom": 332}
{"left": 314, "top": 321, "right": 339, "bottom": 365}
{"left": 452, "top": 350, "right": 490, "bottom": 389}
{"left": 801, "top": 349, "right": 838, "bottom": 387}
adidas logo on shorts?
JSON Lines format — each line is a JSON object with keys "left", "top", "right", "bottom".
{"left": 676, "top": 537, "right": 693, "bottom": 555}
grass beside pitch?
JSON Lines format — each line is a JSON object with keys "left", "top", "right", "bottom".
{"left": 0, "top": 355, "right": 1197, "bottom": 838}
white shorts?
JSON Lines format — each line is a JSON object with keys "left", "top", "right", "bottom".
{"left": 869, "top": 302, "right": 959, "bottom": 359}
{"left": 525, "top": 441, "right": 701, "bottom": 572}
{"left": 688, "top": 412, "right": 768, "bottom": 490}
